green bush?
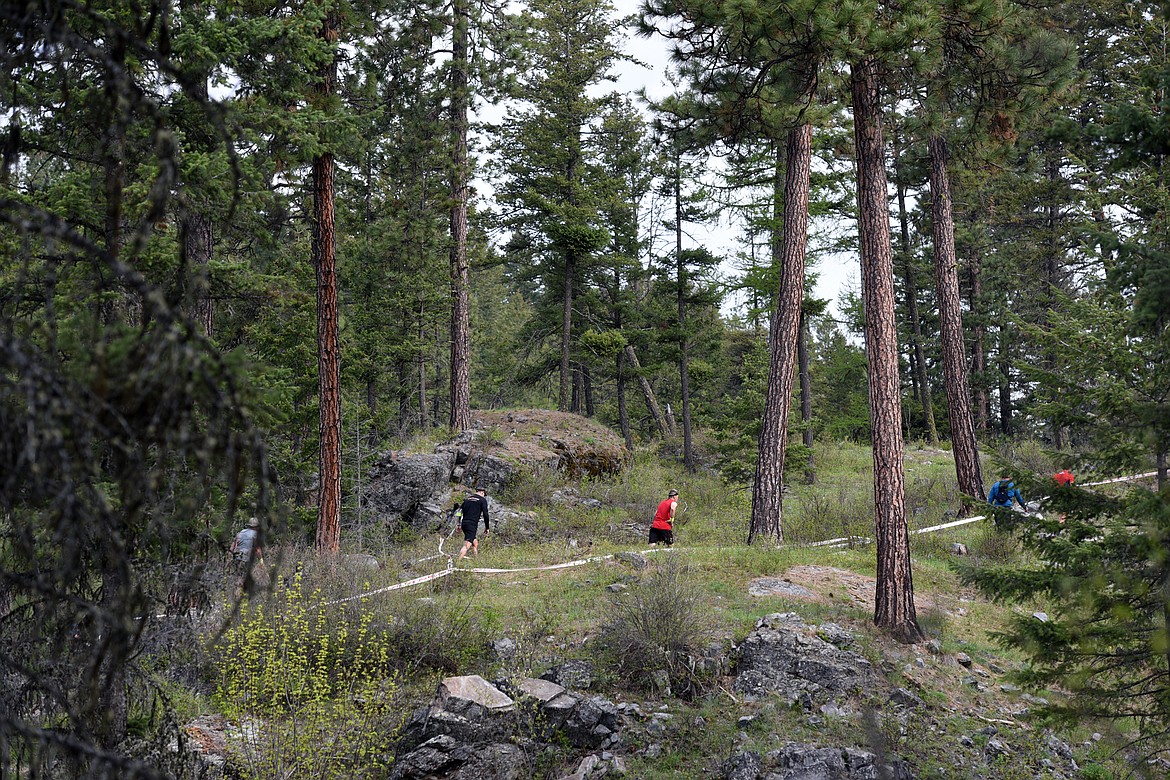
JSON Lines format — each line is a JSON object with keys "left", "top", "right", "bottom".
{"left": 213, "top": 574, "right": 398, "bottom": 780}
{"left": 591, "top": 559, "right": 717, "bottom": 698}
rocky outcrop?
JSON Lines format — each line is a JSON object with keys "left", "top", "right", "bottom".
{"left": 392, "top": 674, "right": 624, "bottom": 779}
{"left": 363, "top": 410, "right": 628, "bottom": 533}
{"left": 364, "top": 451, "right": 456, "bottom": 532}
{"left": 720, "top": 744, "right": 914, "bottom": 780}
{"left": 733, "top": 613, "right": 877, "bottom": 705}
{"left": 389, "top": 736, "right": 528, "bottom": 780}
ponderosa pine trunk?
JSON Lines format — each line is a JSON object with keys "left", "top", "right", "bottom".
{"left": 799, "top": 310, "right": 815, "bottom": 484}
{"left": 928, "top": 135, "right": 983, "bottom": 501}
{"left": 850, "top": 56, "right": 923, "bottom": 642}
{"left": 673, "top": 140, "right": 695, "bottom": 471}
{"left": 749, "top": 125, "right": 812, "bottom": 545}
{"left": 970, "top": 262, "right": 989, "bottom": 431}
{"left": 617, "top": 351, "right": 633, "bottom": 449}
{"left": 893, "top": 134, "right": 937, "bottom": 443}
{"left": 181, "top": 210, "right": 214, "bottom": 335}
{"left": 313, "top": 12, "right": 342, "bottom": 553}
{"left": 178, "top": 34, "right": 215, "bottom": 337}
{"left": 448, "top": 0, "right": 471, "bottom": 432}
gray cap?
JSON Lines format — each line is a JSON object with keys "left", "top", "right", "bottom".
{"left": 668, "top": 489, "right": 679, "bottom": 497}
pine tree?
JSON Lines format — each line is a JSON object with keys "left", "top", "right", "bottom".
{"left": 489, "top": 0, "right": 624, "bottom": 412}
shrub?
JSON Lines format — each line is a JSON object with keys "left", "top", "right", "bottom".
{"left": 591, "top": 559, "right": 716, "bottom": 698}
{"left": 213, "top": 574, "right": 398, "bottom": 780}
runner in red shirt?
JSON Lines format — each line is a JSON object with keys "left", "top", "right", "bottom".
{"left": 649, "top": 489, "right": 678, "bottom": 546}
{"left": 1053, "top": 469, "right": 1075, "bottom": 487}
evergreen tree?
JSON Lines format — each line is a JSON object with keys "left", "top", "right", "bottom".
{"left": 489, "top": 0, "right": 625, "bottom": 412}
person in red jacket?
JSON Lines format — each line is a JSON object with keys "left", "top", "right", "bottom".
{"left": 649, "top": 489, "right": 679, "bottom": 546}
{"left": 1053, "top": 469, "right": 1075, "bottom": 487}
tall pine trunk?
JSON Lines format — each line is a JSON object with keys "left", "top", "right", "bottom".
{"left": 313, "top": 12, "right": 342, "bottom": 553}
{"left": 798, "top": 310, "right": 815, "bottom": 484}
{"left": 893, "top": 135, "right": 938, "bottom": 443}
{"left": 851, "top": 57, "right": 922, "bottom": 642}
{"left": 928, "top": 135, "right": 983, "bottom": 501}
{"left": 180, "top": 210, "right": 214, "bottom": 335}
{"left": 749, "top": 125, "right": 811, "bottom": 545}
{"left": 674, "top": 150, "right": 694, "bottom": 471}
{"left": 970, "top": 261, "right": 989, "bottom": 430}
{"left": 448, "top": 0, "right": 471, "bottom": 432}
{"left": 617, "top": 351, "right": 632, "bottom": 449}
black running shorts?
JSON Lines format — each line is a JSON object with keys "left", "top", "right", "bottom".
{"left": 648, "top": 527, "right": 673, "bottom": 546}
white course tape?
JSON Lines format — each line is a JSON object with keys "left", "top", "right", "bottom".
{"left": 321, "top": 470, "right": 1159, "bottom": 604}
{"left": 321, "top": 566, "right": 454, "bottom": 607}
{"left": 912, "top": 514, "right": 986, "bottom": 535}
{"left": 1081, "top": 471, "right": 1158, "bottom": 487}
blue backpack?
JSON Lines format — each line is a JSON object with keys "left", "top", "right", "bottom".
{"left": 993, "top": 481, "right": 1013, "bottom": 504}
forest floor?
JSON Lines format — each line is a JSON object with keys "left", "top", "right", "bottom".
{"left": 180, "top": 417, "right": 1147, "bottom": 780}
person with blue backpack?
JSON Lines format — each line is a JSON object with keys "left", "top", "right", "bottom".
{"left": 988, "top": 474, "right": 1027, "bottom": 510}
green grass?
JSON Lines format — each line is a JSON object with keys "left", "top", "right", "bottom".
{"left": 157, "top": 436, "right": 1140, "bottom": 780}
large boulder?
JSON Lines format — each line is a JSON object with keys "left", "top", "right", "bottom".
{"left": 720, "top": 745, "right": 914, "bottom": 780}
{"left": 394, "top": 675, "right": 625, "bottom": 777}
{"left": 364, "top": 451, "right": 456, "bottom": 532}
{"left": 388, "top": 735, "right": 529, "bottom": 780}
{"left": 733, "top": 613, "right": 877, "bottom": 705}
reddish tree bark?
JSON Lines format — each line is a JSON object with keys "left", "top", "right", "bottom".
{"left": 749, "top": 124, "right": 812, "bottom": 545}
{"left": 851, "top": 56, "right": 923, "bottom": 642}
{"left": 448, "top": 0, "right": 471, "bottom": 432}
{"left": 313, "top": 13, "right": 342, "bottom": 553}
{"left": 928, "top": 135, "right": 984, "bottom": 501}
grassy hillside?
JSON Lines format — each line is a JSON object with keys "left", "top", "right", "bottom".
{"left": 171, "top": 438, "right": 1143, "bottom": 779}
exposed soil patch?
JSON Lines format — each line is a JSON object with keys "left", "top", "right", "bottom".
{"left": 766, "top": 565, "right": 976, "bottom": 614}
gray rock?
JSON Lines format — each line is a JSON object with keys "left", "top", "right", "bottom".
{"left": 559, "top": 754, "right": 601, "bottom": 780}
{"left": 606, "top": 583, "right": 628, "bottom": 593}
{"left": 955, "top": 652, "right": 973, "bottom": 668}
{"left": 491, "top": 638, "right": 518, "bottom": 661}
{"left": 1045, "top": 735, "right": 1074, "bottom": 760}
{"left": 959, "top": 736, "right": 975, "bottom": 747}
{"left": 440, "top": 675, "right": 515, "bottom": 715}
{"left": 985, "top": 738, "right": 1011, "bottom": 757}
{"left": 949, "top": 542, "right": 969, "bottom": 555}
{"left": 541, "top": 660, "right": 595, "bottom": 690}
{"left": 721, "top": 751, "right": 763, "bottom": 780}
{"left": 748, "top": 577, "right": 816, "bottom": 599}
{"left": 733, "top": 613, "right": 875, "bottom": 703}
{"left": 389, "top": 736, "right": 528, "bottom": 780}
{"left": 888, "top": 688, "right": 925, "bottom": 709}
{"left": 511, "top": 677, "right": 565, "bottom": 704}
{"left": 925, "top": 639, "right": 943, "bottom": 654}
{"left": 644, "top": 744, "right": 662, "bottom": 759}
{"left": 999, "top": 684, "right": 1020, "bottom": 694}
{"left": 564, "top": 696, "right": 620, "bottom": 748}
{"left": 816, "top": 623, "right": 856, "bottom": 648}
{"left": 365, "top": 451, "right": 456, "bottom": 531}
{"left": 462, "top": 453, "right": 521, "bottom": 494}
{"left": 1032, "top": 611, "right": 1049, "bottom": 622}
{"left": 614, "top": 551, "right": 649, "bottom": 570}
{"left": 540, "top": 693, "right": 578, "bottom": 728}
{"left": 738, "top": 715, "right": 756, "bottom": 728}
{"left": 765, "top": 743, "right": 914, "bottom": 780}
